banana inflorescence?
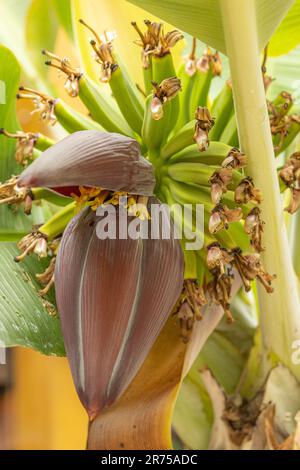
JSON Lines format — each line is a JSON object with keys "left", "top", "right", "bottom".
{"left": 0, "top": 19, "right": 299, "bottom": 342}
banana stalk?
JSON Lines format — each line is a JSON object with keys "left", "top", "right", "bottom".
{"left": 221, "top": 0, "right": 300, "bottom": 381}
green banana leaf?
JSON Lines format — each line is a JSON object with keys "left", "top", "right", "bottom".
{"left": 0, "top": 45, "right": 50, "bottom": 239}
{"left": 52, "top": 0, "right": 73, "bottom": 39}
{"left": 268, "top": 45, "right": 300, "bottom": 100}
{"left": 26, "top": 0, "right": 60, "bottom": 84}
{"left": 0, "top": 45, "right": 34, "bottom": 238}
{"left": 0, "top": 46, "right": 64, "bottom": 355}
{"left": 127, "top": 0, "right": 295, "bottom": 55}
{"left": 0, "top": 243, "right": 64, "bottom": 355}
{"left": 268, "top": 0, "right": 300, "bottom": 56}
{"left": 173, "top": 375, "right": 213, "bottom": 450}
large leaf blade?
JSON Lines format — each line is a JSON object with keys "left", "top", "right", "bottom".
{"left": 0, "top": 45, "right": 36, "bottom": 236}
{"left": 268, "top": 0, "right": 300, "bottom": 56}
{"left": 128, "top": 0, "right": 294, "bottom": 54}
{"left": 0, "top": 243, "right": 64, "bottom": 355}
{"left": 25, "top": 0, "right": 59, "bottom": 84}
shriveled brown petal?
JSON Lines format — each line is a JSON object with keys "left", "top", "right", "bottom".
{"left": 55, "top": 197, "right": 184, "bottom": 420}
{"left": 17, "top": 130, "right": 155, "bottom": 196}
{"left": 285, "top": 188, "right": 300, "bottom": 214}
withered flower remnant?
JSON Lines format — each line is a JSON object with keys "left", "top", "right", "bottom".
{"left": 42, "top": 49, "right": 82, "bottom": 97}
{"left": 150, "top": 77, "right": 182, "bottom": 120}
{"left": 244, "top": 207, "right": 265, "bottom": 252}
{"left": 174, "top": 279, "right": 207, "bottom": 343}
{"left": 286, "top": 188, "right": 300, "bottom": 214}
{"left": 209, "top": 203, "right": 243, "bottom": 234}
{"left": 194, "top": 106, "right": 215, "bottom": 152}
{"left": 0, "top": 177, "right": 32, "bottom": 214}
{"left": 131, "top": 19, "right": 183, "bottom": 68}
{"left": 206, "top": 243, "right": 233, "bottom": 275}
{"left": 279, "top": 152, "right": 300, "bottom": 213}
{"left": 231, "top": 248, "right": 276, "bottom": 293}
{"left": 197, "top": 47, "right": 222, "bottom": 76}
{"left": 36, "top": 257, "right": 56, "bottom": 296}
{"left": 234, "top": 177, "right": 262, "bottom": 204}
{"left": 184, "top": 38, "right": 197, "bottom": 76}
{"left": 15, "top": 231, "right": 48, "bottom": 262}
{"left": 17, "top": 87, "right": 57, "bottom": 125}
{"left": 210, "top": 167, "right": 233, "bottom": 204}
{"left": 206, "top": 273, "right": 234, "bottom": 323}
{"left": 222, "top": 148, "right": 247, "bottom": 169}
{"left": 0, "top": 129, "right": 37, "bottom": 166}
{"left": 79, "top": 19, "right": 117, "bottom": 83}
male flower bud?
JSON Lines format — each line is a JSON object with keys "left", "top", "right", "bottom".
{"left": 55, "top": 200, "right": 184, "bottom": 419}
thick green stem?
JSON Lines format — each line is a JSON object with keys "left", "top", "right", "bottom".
{"left": 220, "top": 0, "right": 300, "bottom": 379}
{"left": 290, "top": 209, "right": 300, "bottom": 280}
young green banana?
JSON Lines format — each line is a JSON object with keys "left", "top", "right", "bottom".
{"left": 78, "top": 75, "right": 133, "bottom": 136}
{"left": 209, "top": 82, "right": 234, "bottom": 141}
{"left": 220, "top": 113, "right": 239, "bottom": 147}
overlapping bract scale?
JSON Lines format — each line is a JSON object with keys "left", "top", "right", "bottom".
{"left": 18, "top": 130, "right": 155, "bottom": 196}
{"left": 55, "top": 198, "right": 184, "bottom": 419}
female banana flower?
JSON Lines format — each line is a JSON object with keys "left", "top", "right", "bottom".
{"left": 17, "top": 130, "right": 184, "bottom": 419}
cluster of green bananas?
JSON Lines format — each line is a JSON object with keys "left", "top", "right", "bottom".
{"left": 0, "top": 19, "right": 299, "bottom": 342}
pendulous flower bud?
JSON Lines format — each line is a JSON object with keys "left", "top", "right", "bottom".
{"left": 55, "top": 198, "right": 184, "bottom": 419}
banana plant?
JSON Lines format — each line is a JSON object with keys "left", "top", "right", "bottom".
{"left": 0, "top": 0, "right": 300, "bottom": 450}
